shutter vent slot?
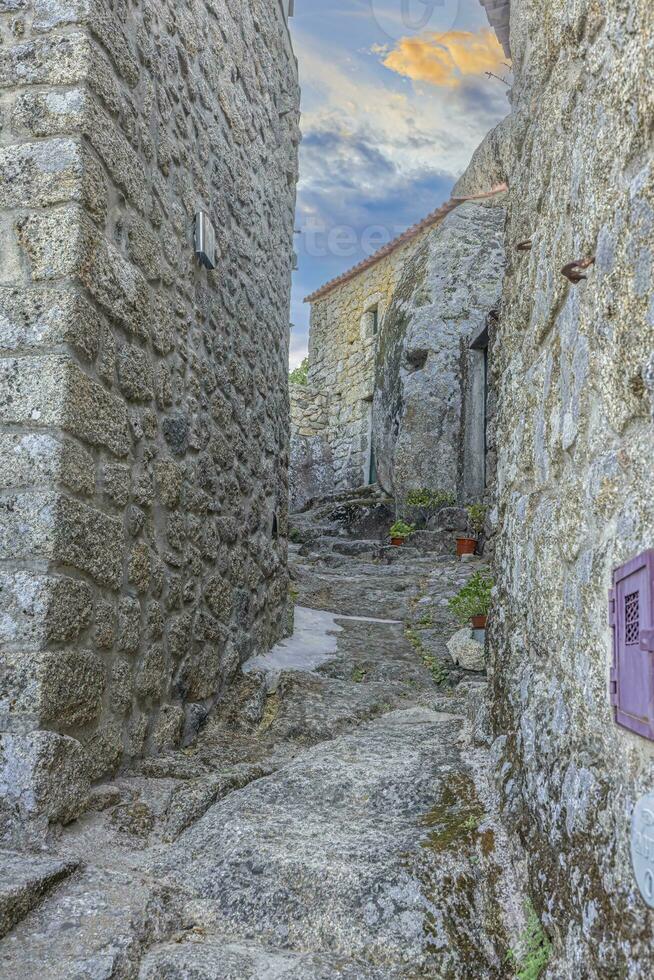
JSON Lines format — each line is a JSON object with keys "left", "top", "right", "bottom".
{"left": 625, "top": 591, "right": 640, "bottom": 645}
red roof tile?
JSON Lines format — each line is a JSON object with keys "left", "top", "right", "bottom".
{"left": 304, "top": 183, "right": 508, "bottom": 304}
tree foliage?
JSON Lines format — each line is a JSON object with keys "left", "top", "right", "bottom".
{"left": 289, "top": 357, "right": 309, "bottom": 385}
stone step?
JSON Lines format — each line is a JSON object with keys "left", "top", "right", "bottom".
{"left": 330, "top": 539, "right": 380, "bottom": 556}
{"left": 141, "top": 938, "right": 398, "bottom": 978}
{"left": 0, "top": 850, "right": 79, "bottom": 939}
{"left": 156, "top": 707, "right": 526, "bottom": 976}
{"left": 289, "top": 524, "right": 345, "bottom": 543}
{"left": 294, "top": 489, "right": 395, "bottom": 520}
{"left": 0, "top": 866, "right": 183, "bottom": 979}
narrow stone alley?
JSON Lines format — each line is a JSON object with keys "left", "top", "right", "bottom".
{"left": 0, "top": 495, "right": 532, "bottom": 978}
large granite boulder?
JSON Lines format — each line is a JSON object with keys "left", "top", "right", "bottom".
{"left": 373, "top": 198, "right": 506, "bottom": 510}
{"left": 447, "top": 628, "right": 486, "bottom": 672}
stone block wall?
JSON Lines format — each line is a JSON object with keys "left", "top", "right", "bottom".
{"left": 0, "top": 0, "right": 299, "bottom": 843}
{"left": 294, "top": 236, "right": 425, "bottom": 503}
{"left": 289, "top": 382, "right": 331, "bottom": 512}
{"left": 489, "top": 0, "right": 654, "bottom": 972}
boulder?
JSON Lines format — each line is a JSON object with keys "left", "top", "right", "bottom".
{"left": 446, "top": 628, "right": 485, "bottom": 671}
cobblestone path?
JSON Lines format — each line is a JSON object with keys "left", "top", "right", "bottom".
{"left": 0, "top": 522, "right": 529, "bottom": 978}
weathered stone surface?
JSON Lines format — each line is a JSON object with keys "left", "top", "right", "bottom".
{"left": 289, "top": 382, "right": 333, "bottom": 512}
{"left": 486, "top": 2, "right": 654, "bottom": 974}
{"left": 161, "top": 763, "right": 270, "bottom": 843}
{"left": 117, "top": 344, "right": 154, "bottom": 403}
{"left": 82, "top": 722, "right": 123, "bottom": 782}
{"left": 0, "top": 732, "right": 89, "bottom": 830}
{"left": 161, "top": 706, "right": 521, "bottom": 973}
{"left": 0, "top": 138, "right": 106, "bottom": 221}
{"left": 0, "top": 287, "right": 101, "bottom": 360}
{"left": 0, "top": 354, "right": 130, "bottom": 456}
{"left": 447, "top": 628, "right": 486, "bottom": 672}
{"left": 373, "top": 197, "right": 505, "bottom": 509}
{"left": 0, "top": 33, "right": 89, "bottom": 89}
{"left": 0, "top": 851, "right": 78, "bottom": 940}
{"left": 0, "top": 867, "right": 182, "bottom": 979}
{"left": 0, "top": 0, "right": 299, "bottom": 843}
{"left": 0, "top": 571, "right": 92, "bottom": 648}
{"left": 0, "top": 649, "right": 105, "bottom": 728}
{"left": 134, "top": 644, "right": 167, "bottom": 702}
{"left": 140, "top": 941, "right": 396, "bottom": 979}
{"left": 151, "top": 705, "right": 184, "bottom": 752}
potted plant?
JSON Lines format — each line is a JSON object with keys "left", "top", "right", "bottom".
{"left": 456, "top": 503, "right": 488, "bottom": 557}
{"left": 448, "top": 571, "right": 493, "bottom": 628}
{"left": 389, "top": 520, "right": 416, "bottom": 546}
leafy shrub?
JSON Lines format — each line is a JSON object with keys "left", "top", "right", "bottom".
{"left": 289, "top": 357, "right": 309, "bottom": 385}
{"left": 406, "top": 488, "right": 456, "bottom": 512}
{"left": 389, "top": 520, "right": 416, "bottom": 539}
{"left": 448, "top": 571, "right": 493, "bottom": 625}
{"left": 467, "top": 503, "right": 488, "bottom": 535}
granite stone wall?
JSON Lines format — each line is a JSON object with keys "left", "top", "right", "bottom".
{"left": 373, "top": 195, "right": 506, "bottom": 511}
{"left": 290, "top": 236, "right": 426, "bottom": 506}
{"left": 0, "top": 0, "right": 299, "bottom": 843}
{"left": 489, "top": 0, "right": 654, "bottom": 972}
{"left": 289, "top": 382, "right": 331, "bottom": 513}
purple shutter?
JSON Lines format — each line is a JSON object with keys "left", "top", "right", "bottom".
{"left": 611, "top": 550, "right": 654, "bottom": 740}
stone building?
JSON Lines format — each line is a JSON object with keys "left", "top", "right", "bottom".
{"left": 373, "top": 175, "right": 507, "bottom": 513}
{"left": 486, "top": 0, "right": 654, "bottom": 974}
{"left": 0, "top": 0, "right": 299, "bottom": 843}
{"left": 291, "top": 221, "right": 433, "bottom": 510}
{"left": 289, "top": 0, "right": 654, "bottom": 971}
{"left": 291, "top": 182, "right": 507, "bottom": 513}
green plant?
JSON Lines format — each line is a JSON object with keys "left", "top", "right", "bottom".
{"left": 507, "top": 903, "right": 552, "bottom": 980}
{"left": 352, "top": 667, "right": 367, "bottom": 683}
{"left": 406, "top": 628, "right": 449, "bottom": 686}
{"left": 406, "top": 488, "right": 456, "bottom": 515}
{"left": 448, "top": 571, "right": 494, "bottom": 625}
{"left": 390, "top": 520, "right": 416, "bottom": 539}
{"left": 423, "top": 654, "right": 448, "bottom": 686}
{"left": 467, "top": 503, "right": 488, "bottom": 536}
{"left": 289, "top": 357, "right": 309, "bottom": 386}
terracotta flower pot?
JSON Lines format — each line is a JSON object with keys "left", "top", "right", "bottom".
{"left": 456, "top": 536, "right": 477, "bottom": 557}
{"left": 391, "top": 537, "right": 404, "bottom": 546}
{"left": 471, "top": 614, "right": 488, "bottom": 629}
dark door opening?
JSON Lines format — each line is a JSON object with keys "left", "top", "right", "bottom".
{"left": 369, "top": 443, "right": 377, "bottom": 485}
{"left": 470, "top": 322, "right": 490, "bottom": 489}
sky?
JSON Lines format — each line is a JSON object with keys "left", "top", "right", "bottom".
{"left": 287, "top": 0, "right": 510, "bottom": 368}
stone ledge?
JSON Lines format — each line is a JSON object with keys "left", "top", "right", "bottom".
{"left": 0, "top": 850, "right": 79, "bottom": 940}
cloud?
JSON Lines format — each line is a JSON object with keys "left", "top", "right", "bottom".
{"left": 382, "top": 29, "right": 505, "bottom": 88}
{"left": 286, "top": 20, "right": 508, "bottom": 366}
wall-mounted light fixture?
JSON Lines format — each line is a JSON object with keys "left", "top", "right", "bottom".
{"left": 194, "top": 211, "right": 217, "bottom": 270}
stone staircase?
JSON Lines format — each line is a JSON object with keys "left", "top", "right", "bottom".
{"left": 290, "top": 485, "right": 471, "bottom": 561}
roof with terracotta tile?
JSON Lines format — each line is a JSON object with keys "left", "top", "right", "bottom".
{"left": 304, "top": 184, "right": 508, "bottom": 304}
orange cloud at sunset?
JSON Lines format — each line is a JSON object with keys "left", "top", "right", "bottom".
{"left": 383, "top": 29, "right": 505, "bottom": 88}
